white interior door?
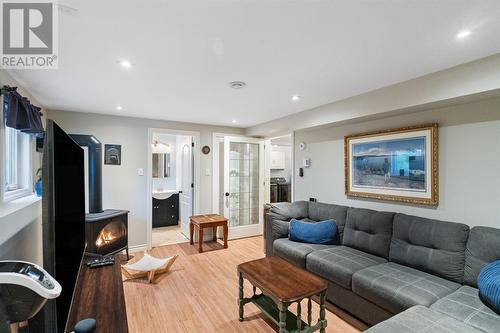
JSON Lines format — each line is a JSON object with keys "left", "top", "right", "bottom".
{"left": 223, "top": 136, "right": 264, "bottom": 239}
{"left": 179, "top": 138, "right": 193, "bottom": 238}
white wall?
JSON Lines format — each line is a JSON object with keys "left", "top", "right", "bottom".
{"left": 0, "top": 214, "right": 42, "bottom": 264}
{"left": 47, "top": 110, "right": 244, "bottom": 248}
{"left": 294, "top": 97, "right": 500, "bottom": 228}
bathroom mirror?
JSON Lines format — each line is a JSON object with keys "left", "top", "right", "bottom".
{"left": 152, "top": 153, "right": 170, "bottom": 178}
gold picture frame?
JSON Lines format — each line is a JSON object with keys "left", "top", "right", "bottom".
{"left": 345, "top": 123, "right": 438, "bottom": 206}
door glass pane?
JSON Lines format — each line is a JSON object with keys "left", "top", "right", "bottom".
{"left": 229, "top": 142, "right": 259, "bottom": 227}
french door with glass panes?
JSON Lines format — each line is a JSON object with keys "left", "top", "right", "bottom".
{"left": 223, "top": 136, "right": 264, "bottom": 239}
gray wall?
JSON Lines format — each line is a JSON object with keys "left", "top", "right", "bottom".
{"left": 47, "top": 110, "right": 244, "bottom": 248}
{"left": 294, "top": 97, "right": 500, "bottom": 228}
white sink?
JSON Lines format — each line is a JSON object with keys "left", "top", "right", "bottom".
{"left": 152, "top": 190, "right": 179, "bottom": 200}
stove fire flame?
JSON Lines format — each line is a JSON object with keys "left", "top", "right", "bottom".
{"left": 96, "top": 229, "right": 117, "bottom": 247}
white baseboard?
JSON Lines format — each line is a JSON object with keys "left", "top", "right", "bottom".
{"left": 128, "top": 244, "right": 148, "bottom": 253}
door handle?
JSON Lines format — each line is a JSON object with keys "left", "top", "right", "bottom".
{"left": 225, "top": 192, "right": 230, "bottom": 208}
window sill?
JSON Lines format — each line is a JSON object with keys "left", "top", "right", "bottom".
{"left": 0, "top": 194, "right": 41, "bottom": 219}
{"left": 0, "top": 195, "right": 42, "bottom": 246}
{"left": 3, "top": 188, "right": 33, "bottom": 203}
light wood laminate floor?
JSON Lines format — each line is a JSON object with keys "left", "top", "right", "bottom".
{"left": 152, "top": 225, "right": 188, "bottom": 247}
{"left": 123, "top": 236, "right": 367, "bottom": 333}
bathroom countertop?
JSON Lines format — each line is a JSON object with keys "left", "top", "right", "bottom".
{"left": 152, "top": 189, "right": 180, "bottom": 194}
{"left": 152, "top": 190, "right": 180, "bottom": 200}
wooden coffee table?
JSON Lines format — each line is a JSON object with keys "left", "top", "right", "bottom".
{"left": 237, "top": 256, "right": 327, "bottom": 333}
{"left": 189, "top": 214, "right": 228, "bottom": 253}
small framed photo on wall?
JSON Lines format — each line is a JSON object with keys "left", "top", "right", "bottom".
{"left": 104, "top": 144, "right": 122, "bottom": 165}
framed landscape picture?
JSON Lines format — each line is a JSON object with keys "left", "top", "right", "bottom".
{"left": 345, "top": 124, "right": 438, "bottom": 205}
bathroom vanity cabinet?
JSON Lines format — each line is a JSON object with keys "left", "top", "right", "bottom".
{"left": 152, "top": 193, "right": 179, "bottom": 227}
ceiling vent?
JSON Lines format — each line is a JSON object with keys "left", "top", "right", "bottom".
{"left": 229, "top": 81, "right": 247, "bottom": 89}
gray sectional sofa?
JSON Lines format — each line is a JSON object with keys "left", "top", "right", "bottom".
{"left": 265, "top": 201, "right": 500, "bottom": 333}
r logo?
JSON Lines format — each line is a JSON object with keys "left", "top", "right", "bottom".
{"left": 2, "top": 2, "right": 53, "bottom": 54}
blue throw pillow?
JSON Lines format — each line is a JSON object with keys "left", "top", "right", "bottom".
{"left": 478, "top": 260, "right": 500, "bottom": 315}
{"left": 289, "top": 219, "right": 337, "bottom": 245}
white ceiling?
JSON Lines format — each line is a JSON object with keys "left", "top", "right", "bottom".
{"left": 7, "top": 0, "right": 500, "bottom": 128}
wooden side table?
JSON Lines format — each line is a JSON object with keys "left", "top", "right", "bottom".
{"left": 189, "top": 214, "right": 228, "bottom": 253}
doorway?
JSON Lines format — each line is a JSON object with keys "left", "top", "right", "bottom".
{"left": 265, "top": 134, "right": 293, "bottom": 204}
{"left": 212, "top": 134, "right": 265, "bottom": 240}
{"left": 147, "top": 129, "right": 200, "bottom": 248}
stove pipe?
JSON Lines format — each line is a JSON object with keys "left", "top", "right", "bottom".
{"left": 69, "top": 134, "right": 103, "bottom": 214}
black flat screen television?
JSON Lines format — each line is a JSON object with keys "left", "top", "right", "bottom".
{"left": 41, "top": 120, "right": 86, "bottom": 333}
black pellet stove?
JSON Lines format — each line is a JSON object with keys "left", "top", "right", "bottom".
{"left": 70, "top": 134, "right": 129, "bottom": 258}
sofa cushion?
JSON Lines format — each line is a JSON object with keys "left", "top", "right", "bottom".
{"left": 364, "top": 305, "right": 485, "bottom": 333}
{"left": 289, "top": 219, "right": 337, "bottom": 245}
{"left": 273, "top": 238, "right": 334, "bottom": 269}
{"left": 306, "top": 246, "right": 386, "bottom": 289}
{"left": 431, "top": 286, "right": 500, "bottom": 333}
{"left": 342, "top": 208, "right": 394, "bottom": 258}
{"left": 389, "top": 213, "right": 469, "bottom": 283}
{"left": 464, "top": 226, "right": 500, "bottom": 287}
{"left": 352, "top": 262, "right": 460, "bottom": 314}
{"left": 307, "top": 202, "right": 348, "bottom": 242}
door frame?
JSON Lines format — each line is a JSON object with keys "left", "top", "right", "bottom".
{"left": 147, "top": 128, "right": 201, "bottom": 249}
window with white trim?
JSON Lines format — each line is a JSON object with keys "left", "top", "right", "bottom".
{"left": 3, "top": 97, "right": 32, "bottom": 202}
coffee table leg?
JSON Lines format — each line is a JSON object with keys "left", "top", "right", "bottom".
{"left": 238, "top": 272, "right": 244, "bottom": 321}
{"left": 307, "top": 298, "right": 312, "bottom": 326}
{"left": 212, "top": 226, "right": 217, "bottom": 241}
{"left": 296, "top": 301, "right": 302, "bottom": 331}
{"left": 278, "top": 303, "right": 288, "bottom": 333}
{"left": 319, "top": 291, "right": 326, "bottom": 333}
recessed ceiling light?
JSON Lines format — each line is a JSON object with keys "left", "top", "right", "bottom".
{"left": 120, "top": 59, "right": 132, "bottom": 69}
{"left": 456, "top": 30, "right": 471, "bottom": 39}
{"left": 231, "top": 120, "right": 237, "bottom": 124}
{"left": 116, "top": 105, "right": 123, "bottom": 111}
{"left": 229, "top": 81, "right": 246, "bottom": 89}
{"left": 292, "top": 95, "right": 301, "bottom": 101}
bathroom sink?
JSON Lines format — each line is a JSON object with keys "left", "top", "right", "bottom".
{"left": 152, "top": 190, "right": 179, "bottom": 200}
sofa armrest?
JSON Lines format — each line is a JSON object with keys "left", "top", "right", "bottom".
{"left": 264, "top": 201, "right": 309, "bottom": 256}
{"left": 265, "top": 212, "right": 291, "bottom": 256}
